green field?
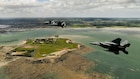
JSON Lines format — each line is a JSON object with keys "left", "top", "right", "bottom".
{"left": 12, "top": 38, "right": 78, "bottom": 58}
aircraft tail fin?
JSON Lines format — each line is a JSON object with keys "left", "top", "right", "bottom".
{"left": 61, "top": 22, "right": 66, "bottom": 28}
{"left": 121, "top": 40, "right": 130, "bottom": 54}
{"left": 123, "top": 43, "right": 131, "bottom": 47}
{"left": 121, "top": 40, "right": 131, "bottom": 47}
{"left": 111, "top": 38, "right": 121, "bottom": 45}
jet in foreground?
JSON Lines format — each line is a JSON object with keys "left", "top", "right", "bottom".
{"left": 90, "top": 38, "right": 131, "bottom": 55}
{"left": 44, "top": 20, "right": 66, "bottom": 28}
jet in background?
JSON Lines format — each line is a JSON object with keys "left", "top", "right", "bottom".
{"left": 44, "top": 20, "right": 66, "bottom": 28}
{"left": 90, "top": 38, "right": 131, "bottom": 55}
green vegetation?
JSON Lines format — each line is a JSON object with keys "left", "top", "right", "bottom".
{"left": 68, "top": 18, "right": 140, "bottom": 28}
{"left": 13, "top": 38, "right": 78, "bottom": 58}
{"left": 0, "top": 18, "right": 140, "bottom": 29}
{"left": 12, "top": 47, "right": 34, "bottom": 57}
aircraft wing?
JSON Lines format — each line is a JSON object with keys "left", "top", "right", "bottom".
{"left": 111, "top": 38, "right": 121, "bottom": 45}
{"left": 108, "top": 49, "right": 119, "bottom": 54}
{"left": 113, "top": 50, "right": 119, "bottom": 54}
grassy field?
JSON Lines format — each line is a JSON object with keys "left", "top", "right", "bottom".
{"left": 13, "top": 38, "right": 78, "bottom": 58}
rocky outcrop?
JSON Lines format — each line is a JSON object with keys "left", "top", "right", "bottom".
{"left": 3, "top": 47, "right": 112, "bottom": 79}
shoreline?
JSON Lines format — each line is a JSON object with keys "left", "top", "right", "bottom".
{"left": 100, "top": 27, "right": 140, "bottom": 31}
{"left": 67, "top": 27, "right": 140, "bottom": 31}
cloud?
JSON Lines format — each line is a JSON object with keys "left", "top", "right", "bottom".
{"left": 0, "top": 0, "right": 42, "bottom": 9}
{"left": 1, "top": 0, "right": 139, "bottom": 11}
{"left": 0, "top": 0, "right": 44, "bottom": 15}
{"left": 44, "top": 0, "right": 140, "bottom": 12}
{"left": 0, "top": 0, "right": 140, "bottom": 17}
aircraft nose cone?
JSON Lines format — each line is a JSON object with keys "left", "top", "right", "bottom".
{"left": 90, "top": 42, "right": 100, "bottom": 45}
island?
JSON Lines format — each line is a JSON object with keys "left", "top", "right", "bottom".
{"left": 0, "top": 36, "right": 113, "bottom": 79}
{"left": 8, "top": 38, "right": 80, "bottom": 55}
{"left": 5, "top": 36, "right": 84, "bottom": 61}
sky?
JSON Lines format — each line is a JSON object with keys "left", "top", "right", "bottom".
{"left": 0, "top": 0, "right": 140, "bottom": 18}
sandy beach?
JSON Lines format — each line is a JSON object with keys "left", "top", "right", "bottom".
{"left": 100, "top": 27, "right": 140, "bottom": 31}
{"left": 67, "top": 27, "right": 140, "bottom": 31}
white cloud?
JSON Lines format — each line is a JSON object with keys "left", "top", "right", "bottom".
{"left": 0, "top": 0, "right": 139, "bottom": 17}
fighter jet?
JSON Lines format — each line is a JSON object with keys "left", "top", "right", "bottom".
{"left": 90, "top": 38, "right": 131, "bottom": 55}
{"left": 44, "top": 20, "right": 66, "bottom": 28}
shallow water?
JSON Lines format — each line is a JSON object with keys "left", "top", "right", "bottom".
{"left": 0, "top": 28, "right": 140, "bottom": 79}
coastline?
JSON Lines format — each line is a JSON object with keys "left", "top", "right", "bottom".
{"left": 100, "top": 27, "right": 140, "bottom": 31}
{"left": 68, "top": 27, "right": 140, "bottom": 31}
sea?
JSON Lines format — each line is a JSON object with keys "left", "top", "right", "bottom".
{"left": 0, "top": 28, "right": 140, "bottom": 79}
